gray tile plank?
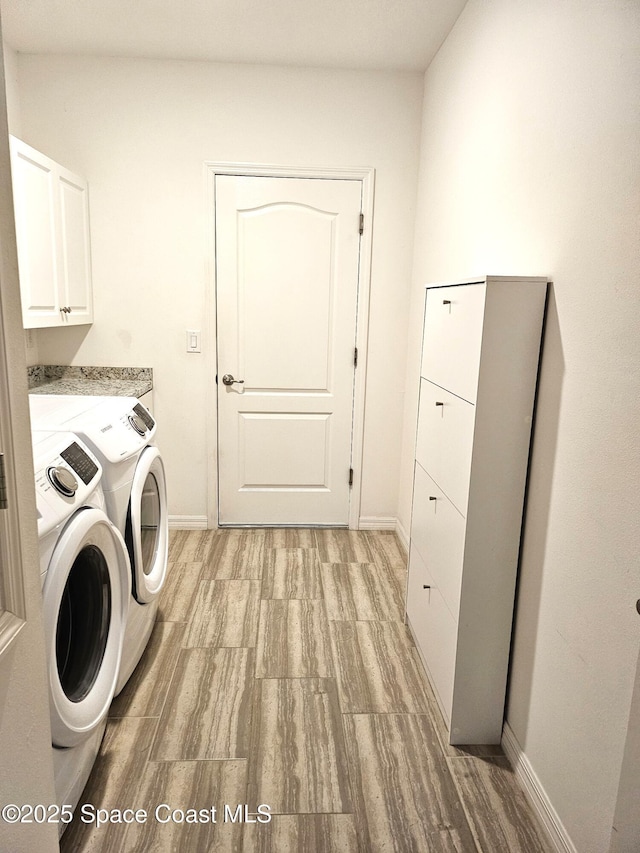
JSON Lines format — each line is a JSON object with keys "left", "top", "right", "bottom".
{"left": 168, "top": 528, "right": 218, "bottom": 562}
{"left": 242, "top": 813, "right": 358, "bottom": 853}
{"left": 330, "top": 620, "right": 431, "bottom": 713}
{"left": 60, "top": 717, "right": 157, "bottom": 853}
{"left": 364, "top": 530, "right": 407, "bottom": 571}
{"left": 110, "top": 621, "right": 186, "bottom": 718}
{"left": 205, "top": 530, "right": 265, "bottom": 579}
{"left": 314, "top": 529, "right": 373, "bottom": 563}
{"left": 249, "top": 678, "right": 352, "bottom": 815}
{"left": 446, "top": 755, "right": 554, "bottom": 853}
{"left": 261, "top": 548, "right": 323, "bottom": 599}
{"left": 157, "top": 560, "right": 203, "bottom": 622}
{"left": 263, "top": 528, "right": 317, "bottom": 548}
{"left": 343, "top": 714, "right": 477, "bottom": 853}
{"left": 321, "top": 562, "right": 404, "bottom": 621}
{"left": 185, "top": 579, "right": 261, "bottom": 647}
{"left": 117, "top": 759, "right": 247, "bottom": 852}
{"left": 256, "top": 600, "right": 334, "bottom": 678}
{"left": 151, "top": 648, "right": 254, "bottom": 760}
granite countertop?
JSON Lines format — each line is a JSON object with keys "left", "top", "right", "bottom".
{"left": 28, "top": 366, "right": 153, "bottom": 399}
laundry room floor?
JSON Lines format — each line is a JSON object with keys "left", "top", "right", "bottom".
{"left": 60, "top": 528, "right": 552, "bottom": 852}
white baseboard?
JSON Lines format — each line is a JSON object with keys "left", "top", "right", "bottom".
{"left": 395, "top": 518, "right": 409, "bottom": 553}
{"left": 501, "top": 722, "right": 576, "bottom": 853}
{"left": 358, "top": 516, "right": 398, "bottom": 530}
{"left": 168, "top": 515, "right": 208, "bottom": 530}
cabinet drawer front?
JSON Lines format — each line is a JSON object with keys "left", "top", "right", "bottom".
{"left": 406, "top": 543, "right": 457, "bottom": 722}
{"left": 421, "top": 283, "right": 485, "bottom": 403}
{"left": 416, "top": 379, "right": 474, "bottom": 515}
{"left": 411, "top": 463, "right": 465, "bottom": 617}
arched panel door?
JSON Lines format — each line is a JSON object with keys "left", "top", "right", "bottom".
{"left": 215, "top": 175, "right": 362, "bottom": 526}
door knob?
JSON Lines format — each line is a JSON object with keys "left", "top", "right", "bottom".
{"left": 222, "top": 374, "right": 244, "bottom": 386}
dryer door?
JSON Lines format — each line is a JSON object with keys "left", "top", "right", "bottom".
{"left": 127, "top": 445, "right": 168, "bottom": 604}
{"left": 43, "top": 507, "right": 130, "bottom": 748}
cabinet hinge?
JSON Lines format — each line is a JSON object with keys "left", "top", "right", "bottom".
{"left": 354, "top": 347, "right": 358, "bottom": 368}
{"left": 349, "top": 468, "right": 354, "bottom": 486}
{"left": 359, "top": 213, "right": 364, "bottom": 235}
{"left": 0, "top": 454, "right": 7, "bottom": 510}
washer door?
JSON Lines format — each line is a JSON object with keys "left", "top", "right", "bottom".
{"left": 127, "top": 446, "right": 168, "bottom": 604}
{"left": 43, "top": 507, "right": 130, "bottom": 748}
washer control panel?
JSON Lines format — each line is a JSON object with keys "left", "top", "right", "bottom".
{"left": 60, "top": 441, "right": 100, "bottom": 485}
{"left": 32, "top": 431, "right": 104, "bottom": 537}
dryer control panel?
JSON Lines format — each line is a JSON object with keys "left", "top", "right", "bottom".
{"left": 57, "top": 397, "right": 157, "bottom": 467}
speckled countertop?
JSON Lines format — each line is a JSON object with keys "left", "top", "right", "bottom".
{"left": 28, "top": 366, "right": 153, "bottom": 398}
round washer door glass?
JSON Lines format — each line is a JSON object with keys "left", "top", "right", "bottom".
{"left": 56, "top": 544, "right": 111, "bottom": 702}
{"left": 140, "top": 470, "right": 160, "bottom": 576}
{"left": 127, "top": 446, "right": 168, "bottom": 604}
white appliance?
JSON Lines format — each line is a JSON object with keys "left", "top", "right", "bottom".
{"left": 29, "top": 395, "right": 168, "bottom": 693}
{"left": 32, "top": 430, "right": 130, "bottom": 824}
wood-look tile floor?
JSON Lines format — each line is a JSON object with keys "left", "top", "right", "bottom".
{"left": 61, "top": 529, "right": 552, "bottom": 852}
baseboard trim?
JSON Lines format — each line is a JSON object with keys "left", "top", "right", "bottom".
{"left": 395, "top": 518, "right": 409, "bottom": 553}
{"left": 358, "top": 516, "right": 397, "bottom": 530}
{"left": 501, "top": 722, "right": 576, "bottom": 853}
{"left": 168, "top": 515, "right": 208, "bottom": 530}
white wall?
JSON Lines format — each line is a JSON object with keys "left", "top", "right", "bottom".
{"left": 0, "top": 27, "right": 57, "bottom": 853}
{"left": 400, "top": 0, "right": 640, "bottom": 850}
{"left": 15, "top": 56, "right": 423, "bottom": 525}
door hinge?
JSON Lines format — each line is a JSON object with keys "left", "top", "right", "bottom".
{"left": 0, "top": 454, "right": 7, "bottom": 510}
{"left": 349, "top": 467, "right": 354, "bottom": 486}
{"left": 359, "top": 213, "right": 364, "bottom": 235}
{"left": 354, "top": 347, "right": 358, "bottom": 368}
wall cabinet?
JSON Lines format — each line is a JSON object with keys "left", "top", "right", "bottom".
{"left": 406, "top": 276, "right": 547, "bottom": 744}
{"left": 9, "top": 136, "right": 93, "bottom": 329}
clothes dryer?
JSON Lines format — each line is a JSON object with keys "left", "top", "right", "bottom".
{"left": 30, "top": 395, "right": 168, "bottom": 694}
{"left": 32, "top": 430, "right": 130, "bottom": 826}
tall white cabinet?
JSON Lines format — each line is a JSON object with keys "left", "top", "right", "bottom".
{"left": 406, "top": 276, "right": 547, "bottom": 745}
{"left": 9, "top": 136, "right": 93, "bottom": 329}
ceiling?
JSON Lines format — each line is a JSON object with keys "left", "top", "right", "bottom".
{"left": 0, "top": 0, "right": 467, "bottom": 72}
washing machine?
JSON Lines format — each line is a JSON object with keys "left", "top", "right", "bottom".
{"left": 30, "top": 394, "right": 168, "bottom": 694}
{"left": 32, "top": 429, "right": 130, "bottom": 823}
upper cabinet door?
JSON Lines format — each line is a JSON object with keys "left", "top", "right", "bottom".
{"left": 57, "top": 167, "right": 93, "bottom": 325}
{"left": 9, "top": 136, "right": 93, "bottom": 329}
{"left": 10, "top": 139, "right": 61, "bottom": 326}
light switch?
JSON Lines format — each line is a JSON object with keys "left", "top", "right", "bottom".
{"left": 186, "top": 329, "right": 201, "bottom": 353}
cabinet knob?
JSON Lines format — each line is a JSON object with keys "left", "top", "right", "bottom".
{"left": 435, "top": 401, "right": 444, "bottom": 407}
{"left": 423, "top": 584, "right": 431, "bottom": 590}
{"left": 429, "top": 496, "right": 437, "bottom": 501}
{"left": 442, "top": 299, "right": 451, "bottom": 305}
{"left": 59, "top": 306, "right": 72, "bottom": 314}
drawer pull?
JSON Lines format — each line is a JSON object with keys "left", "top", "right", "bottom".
{"left": 423, "top": 584, "right": 431, "bottom": 590}
{"left": 435, "top": 401, "right": 444, "bottom": 407}
{"left": 442, "top": 299, "right": 451, "bottom": 304}
{"left": 429, "top": 496, "right": 437, "bottom": 501}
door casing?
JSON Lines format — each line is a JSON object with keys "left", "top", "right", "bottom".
{"left": 205, "top": 162, "right": 375, "bottom": 529}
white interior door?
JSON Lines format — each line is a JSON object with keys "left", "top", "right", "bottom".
{"left": 215, "top": 174, "right": 362, "bottom": 526}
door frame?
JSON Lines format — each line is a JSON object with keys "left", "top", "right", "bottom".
{"left": 204, "top": 162, "right": 375, "bottom": 529}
